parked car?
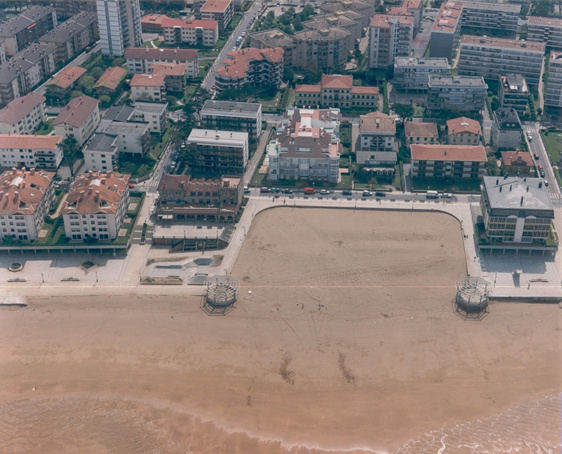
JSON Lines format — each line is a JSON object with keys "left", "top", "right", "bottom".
{"left": 441, "top": 193, "right": 452, "bottom": 198}
{"left": 244, "top": 186, "right": 250, "bottom": 194}
{"left": 544, "top": 180, "right": 549, "bottom": 186}
{"left": 540, "top": 170, "right": 545, "bottom": 177}
{"left": 534, "top": 153, "right": 539, "bottom": 160}
{"left": 320, "top": 189, "right": 331, "bottom": 194}
{"left": 342, "top": 190, "right": 352, "bottom": 195}
{"left": 375, "top": 191, "right": 386, "bottom": 197}
{"left": 283, "top": 188, "right": 293, "bottom": 194}
{"left": 260, "top": 187, "right": 271, "bottom": 193}
{"left": 128, "top": 183, "right": 135, "bottom": 189}
{"left": 362, "top": 190, "right": 372, "bottom": 196}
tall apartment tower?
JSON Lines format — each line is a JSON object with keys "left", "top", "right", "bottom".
{"left": 96, "top": 0, "right": 142, "bottom": 57}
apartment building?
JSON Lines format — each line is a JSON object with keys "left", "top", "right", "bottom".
{"left": 150, "top": 63, "right": 187, "bottom": 93}
{"left": 500, "top": 151, "right": 535, "bottom": 177}
{"left": 0, "top": 40, "right": 5, "bottom": 64}
{"left": 0, "top": 6, "right": 58, "bottom": 57}
{"left": 0, "top": 43, "right": 57, "bottom": 106}
{"left": 83, "top": 133, "right": 119, "bottom": 172}
{"left": 404, "top": 121, "right": 439, "bottom": 149}
{"left": 0, "top": 92, "right": 46, "bottom": 135}
{"left": 295, "top": 74, "right": 378, "bottom": 109}
{"left": 131, "top": 102, "right": 168, "bottom": 134}
{"left": 410, "top": 144, "right": 487, "bottom": 179}
{"left": 214, "top": 47, "right": 284, "bottom": 92}
{"left": 294, "top": 27, "right": 350, "bottom": 70}
{"left": 61, "top": 170, "right": 130, "bottom": 241}
{"left": 499, "top": 74, "right": 529, "bottom": 115}
{"left": 124, "top": 47, "right": 198, "bottom": 78}
{"left": 198, "top": 0, "right": 233, "bottom": 32}
{"left": 447, "top": 116, "right": 482, "bottom": 144}
{"left": 141, "top": 13, "right": 170, "bottom": 32}
{"left": 357, "top": 112, "right": 396, "bottom": 166}
{"left": 388, "top": 0, "right": 424, "bottom": 32}
{"left": 96, "top": 0, "right": 143, "bottom": 57}
{"left": 52, "top": 95, "right": 100, "bottom": 146}
{"left": 427, "top": 75, "right": 487, "bottom": 113}
{"left": 53, "top": 0, "right": 97, "bottom": 20}
{"left": 130, "top": 74, "right": 166, "bottom": 102}
{"left": 480, "top": 176, "right": 555, "bottom": 245}
{"left": 0, "top": 135, "right": 63, "bottom": 170}
{"left": 200, "top": 100, "right": 262, "bottom": 140}
{"left": 156, "top": 175, "right": 243, "bottom": 222}
{"left": 38, "top": 11, "right": 99, "bottom": 63}
{"left": 492, "top": 107, "right": 522, "bottom": 149}
{"left": 458, "top": 36, "right": 545, "bottom": 88}
{"left": 0, "top": 168, "right": 55, "bottom": 242}
{"left": 335, "top": 0, "right": 374, "bottom": 21}
{"left": 45, "top": 65, "right": 86, "bottom": 95}
{"left": 430, "top": 2, "right": 463, "bottom": 61}
{"left": 393, "top": 57, "right": 451, "bottom": 92}
{"left": 267, "top": 125, "right": 341, "bottom": 183}
{"left": 98, "top": 120, "right": 150, "bottom": 157}
{"left": 278, "top": 107, "right": 342, "bottom": 138}
{"left": 545, "top": 50, "right": 562, "bottom": 108}
{"left": 186, "top": 129, "right": 249, "bottom": 174}
{"left": 303, "top": 14, "right": 360, "bottom": 51}
{"left": 528, "top": 16, "right": 562, "bottom": 51}
{"left": 319, "top": 4, "right": 369, "bottom": 28}
{"left": 92, "top": 66, "right": 127, "bottom": 96}
{"left": 368, "top": 14, "right": 414, "bottom": 69}
{"left": 161, "top": 17, "right": 218, "bottom": 47}
{"left": 460, "top": 2, "right": 520, "bottom": 36}
{"left": 249, "top": 29, "right": 298, "bottom": 68}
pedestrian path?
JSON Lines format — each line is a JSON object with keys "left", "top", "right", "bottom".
{"left": 549, "top": 192, "right": 561, "bottom": 200}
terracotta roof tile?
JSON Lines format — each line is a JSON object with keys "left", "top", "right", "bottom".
{"left": 201, "top": 0, "right": 232, "bottom": 13}
{"left": 124, "top": 47, "right": 198, "bottom": 61}
{"left": 0, "top": 134, "right": 61, "bottom": 150}
{"left": 447, "top": 116, "right": 481, "bottom": 135}
{"left": 0, "top": 168, "right": 54, "bottom": 216}
{"left": 500, "top": 151, "right": 533, "bottom": 166}
{"left": 321, "top": 74, "right": 353, "bottom": 89}
{"left": 46, "top": 66, "right": 86, "bottom": 89}
{"left": 295, "top": 84, "right": 322, "bottom": 93}
{"left": 130, "top": 73, "right": 166, "bottom": 87}
{"left": 150, "top": 63, "right": 186, "bottom": 76}
{"left": 404, "top": 122, "right": 438, "bottom": 138}
{"left": 0, "top": 92, "right": 45, "bottom": 125}
{"left": 161, "top": 17, "right": 218, "bottom": 29}
{"left": 93, "top": 66, "right": 127, "bottom": 91}
{"left": 411, "top": 144, "right": 487, "bottom": 162}
{"left": 52, "top": 95, "right": 99, "bottom": 129}
{"left": 215, "top": 47, "right": 283, "bottom": 80}
{"left": 359, "top": 111, "right": 396, "bottom": 133}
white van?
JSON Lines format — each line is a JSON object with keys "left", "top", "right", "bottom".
{"left": 426, "top": 190, "right": 439, "bottom": 199}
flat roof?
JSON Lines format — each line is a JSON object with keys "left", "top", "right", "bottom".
{"left": 428, "top": 75, "right": 487, "bottom": 87}
{"left": 461, "top": 35, "right": 545, "bottom": 53}
{"left": 395, "top": 57, "right": 450, "bottom": 68}
{"left": 482, "top": 176, "right": 553, "bottom": 211}
{"left": 104, "top": 121, "right": 150, "bottom": 135}
{"left": 201, "top": 0, "right": 232, "bottom": 13}
{"left": 201, "top": 100, "right": 261, "bottom": 116}
{"left": 104, "top": 105, "right": 134, "bottom": 122}
{"left": 460, "top": 1, "right": 520, "bottom": 13}
{"left": 124, "top": 47, "right": 198, "bottom": 61}
{"left": 187, "top": 128, "right": 248, "bottom": 145}
{"left": 528, "top": 16, "right": 562, "bottom": 28}
{"left": 85, "top": 133, "right": 118, "bottom": 152}
{"left": 133, "top": 102, "right": 168, "bottom": 114}
{"left": 432, "top": 2, "right": 463, "bottom": 32}
{"left": 369, "top": 13, "right": 414, "bottom": 28}
{"left": 161, "top": 17, "right": 218, "bottom": 29}
{"left": 250, "top": 29, "right": 296, "bottom": 47}
{"left": 295, "top": 26, "right": 351, "bottom": 41}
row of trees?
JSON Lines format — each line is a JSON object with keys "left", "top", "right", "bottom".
{"left": 255, "top": 5, "right": 315, "bottom": 36}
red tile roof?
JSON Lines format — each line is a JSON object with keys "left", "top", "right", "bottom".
{"left": 52, "top": 95, "right": 99, "bottom": 129}
{"left": 124, "top": 47, "right": 198, "bottom": 61}
{"left": 0, "top": 134, "right": 61, "bottom": 150}
{"left": 447, "top": 116, "right": 481, "bottom": 135}
{"left": 432, "top": 2, "right": 463, "bottom": 32}
{"left": 130, "top": 73, "right": 166, "bottom": 87}
{"left": 161, "top": 17, "right": 218, "bottom": 29}
{"left": 46, "top": 65, "right": 86, "bottom": 89}
{"left": 201, "top": 0, "right": 232, "bottom": 13}
{"left": 411, "top": 144, "right": 487, "bottom": 162}
{"left": 351, "top": 86, "right": 379, "bottom": 94}
{"left": 141, "top": 13, "right": 170, "bottom": 29}
{"left": 215, "top": 47, "right": 284, "bottom": 80}
{"left": 322, "top": 74, "right": 353, "bottom": 89}
{"left": 150, "top": 63, "right": 186, "bottom": 76}
{"left": 295, "top": 84, "right": 322, "bottom": 93}
{"left": 0, "top": 168, "right": 55, "bottom": 216}
{"left": 0, "top": 92, "right": 45, "bottom": 125}
{"left": 405, "top": 121, "right": 438, "bottom": 138}
{"left": 93, "top": 66, "right": 127, "bottom": 91}
{"left": 500, "top": 151, "right": 533, "bottom": 167}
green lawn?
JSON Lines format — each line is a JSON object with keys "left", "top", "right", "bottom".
{"left": 36, "top": 119, "right": 54, "bottom": 135}
{"left": 539, "top": 130, "right": 562, "bottom": 165}
{"left": 259, "top": 89, "right": 286, "bottom": 113}
{"left": 183, "top": 84, "right": 198, "bottom": 104}
{"left": 412, "top": 177, "right": 482, "bottom": 193}
{"left": 149, "top": 123, "right": 174, "bottom": 160}
{"left": 119, "top": 157, "right": 156, "bottom": 180}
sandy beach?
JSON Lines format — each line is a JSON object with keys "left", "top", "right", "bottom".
{"left": 0, "top": 208, "right": 560, "bottom": 453}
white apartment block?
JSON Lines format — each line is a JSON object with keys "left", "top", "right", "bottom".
{"left": 393, "top": 57, "right": 451, "bottom": 92}
{"left": 99, "top": 120, "right": 150, "bottom": 156}
{"left": 132, "top": 102, "right": 168, "bottom": 134}
{"left": 528, "top": 16, "right": 562, "bottom": 51}
{"left": 200, "top": 100, "right": 262, "bottom": 140}
{"left": 357, "top": 112, "right": 396, "bottom": 165}
{"left": 187, "top": 129, "right": 249, "bottom": 174}
{"left": 427, "top": 75, "right": 487, "bottom": 112}
{"left": 0, "top": 167, "right": 55, "bottom": 242}
{"left": 62, "top": 170, "right": 130, "bottom": 241}
{"left": 410, "top": 144, "right": 488, "bottom": 179}
{"left": 52, "top": 95, "right": 100, "bottom": 146}
{"left": 460, "top": 2, "right": 520, "bottom": 35}
{"left": 96, "top": 0, "right": 142, "bottom": 57}
{"left": 161, "top": 17, "right": 219, "bottom": 47}
{"left": 0, "top": 92, "right": 46, "bottom": 134}
{"left": 545, "top": 50, "right": 562, "bottom": 108}
{"left": 130, "top": 74, "right": 165, "bottom": 102}
{"left": 458, "top": 35, "right": 545, "bottom": 88}
{"left": 0, "top": 135, "right": 63, "bottom": 170}
{"left": 124, "top": 47, "right": 198, "bottom": 78}
{"left": 83, "top": 133, "right": 119, "bottom": 172}
{"left": 369, "top": 14, "right": 414, "bottom": 69}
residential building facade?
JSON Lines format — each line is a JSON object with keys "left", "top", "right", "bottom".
{"left": 528, "top": 16, "right": 562, "bottom": 51}
{"left": 294, "top": 27, "right": 350, "bottom": 70}
{"left": 130, "top": 74, "right": 166, "bottom": 102}
{"left": 200, "top": 100, "right": 262, "bottom": 140}
{"left": 187, "top": 129, "right": 249, "bottom": 174}
{"left": 83, "top": 133, "right": 119, "bottom": 172}
{"left": 427, "top": 75, "right": 487, "bottom": 112}
{"left": 404, "top": 121, "right": 439, "bottom": 149}
{"left": 393, "top": 57, "right": 451, "bottom": 92}
{"left": 295, "top": 74, "right": 378, "bottom": 109}
{"left": 161, "top": 17, "right": 219, "bottom": 47}
{"left": 460, "top": 2, "right": 520, "bottom": 36}
{"left": 98, "top": 120, "right": 150, "bottom": 156}
{"left": 500, "top": 151, "right": 535, "bottom": 176}
{"left": 492, "top": 107, "right": 522, "bottom": 149}
{"left": 96, "top": 0, "right": 142, "bottom": 57}
{"left": 92, "top": 66, "right": 127, "bottom": 95}
{"left": 357, "top": 111, "right": 396, "bottom": 166}
{"left": 302, "top": 14, "right": 361, "bottom": 51}
{"left": 45, "top": 65, "right": 86, "bottom": 95}
{"left": 0, "top": 135, "right": 63, "bottom": 170}
{"left": 197, "top": 0, "right": 233, "bottom": 32}
{"left": 150, "top": 63, "right": 187, "bottom": 93}
{"left": 458, "top": 36, "right": 545, "bottom": 88}
{"left": 430, "top": 2, "right": 463, "bottom": 61}
{"left": 131, "top": 102, "right": 168, "bottom": 134}
{"left": 61, "top": 170, "right": 130, "bottom": 240}
{"left": 0, "top": 167, "right": 55, "bottom": 242}
{"left": 410, "top": 144, "right": 488, "bottom": 178}
{"left": 52, "top": 95, "right": 100, "bottom": 146}
{"left": 368, "top": 14, "right": 414, "bottom": 69}
{"left": 124, "top": 47, "right": 198, "bottom": 78}
{"left": 249, "top": 29, "right": 298, "bottom": 68}
{"left": 447, "top": 116, "right": 482, "bottom": 144}
{"left": 0, "top": 92, "right": 46, "bottom": 135}
{"left": 499, "top": 74, "right": 529, "bottom": 115}
{"left": 545, "top": 50, "right": 562, "bottom": 108}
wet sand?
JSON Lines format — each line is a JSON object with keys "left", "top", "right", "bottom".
{"left": 0, "top": 208, "right": 560, "bottom": 453}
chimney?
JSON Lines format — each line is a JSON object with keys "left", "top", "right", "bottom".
{"left": 30, "top": 168, "right": 35, "bottom": 175}
{"left": 88, "top": 187, "right": 93, "bottom": 195}
{"left": 101, "top": 178, "right": 106, "bottom": 184}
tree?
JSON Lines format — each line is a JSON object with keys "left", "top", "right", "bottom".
{"left": 283, "top": 67, "right": 295, "bottom": 84}
{"left": 393, "top": 104, "right": 415, "bottom": 123}
{"left": 98, "top": 95, "right": 111, "bottom": 107}
{"left": 531, "top": 0, "right": 555, "bottom": 17}
{"left": 112, "top": 57, "right": 125, "bottom": 67}
{"left": 293, "top": 15, "right": 303, "bottom": 31}
{"left": 266, "top": 10, "right": 275, "bottom": 22}
{"left": 302, "top": 66, "right": 323, "bottom": 84}
{"left": 60, "top": 136, "right": 82, "bottom": 179}
{"left": 78, "top": 75, "right": 95, "bottom": 95}
{"left": 91, "top": 67, "right": 104, "bottom": 79}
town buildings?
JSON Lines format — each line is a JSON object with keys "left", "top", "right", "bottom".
{"left": 98, "top": 120, "right": 150, "bottom": 157}
{"left": 200, "top": 100, "right": 262, "bottom": 140}
{"left": 92, "top": 66, "right": 127, "bottom": 96}
{"left": 500, "top": 151, "right": 535, "bottom": 177}
{"left": 186, "top": 129, "right": 249, "bottom": 174}
{"left": 150, "top": 63, "right": 187, "bottom": 93}
{"left": 197, "top": 0, "right": 234, "bottom": 32}
{"left": 388, "top": 0, "right": 424, "bottom": 32}
{"left": 0, "top": 43, "right": 58, "bottom": 106}
{"left": 447, "top": 116, "right": 482, "bottom": 144}
{"left": 302, "top": 13, "right": 361, "bottom": 51}
{"left": 38, "top": 11, "right": 99, "bottom": 63}
{"left": 404, "top": 122, "right": 439, "bottom": 149}
{"left": 0, "top": 135, "right": 63, "bottom": 170}
{"left": 410, "top": 144, "right": 487, "bottom": 179}
{"left": 214, "top": 47, "right": 284, "bottom": 92}
{"left": 545, "top": 50, "right": 562, "bottom": 108}
{"left": 277, "top": 107, "right": 342, "bottom": 138}
{"left": 458, "top": 36, "right": 545, "bottom": 88}
{"left": 427, "top": 75, "right": 487, "bottom": 112}
{"left": 295, "top": 74, "right": 378, "bottom": 109}
{"left": 131, "top": 102, "right": 168, "bottom": 134}
{"left": 0, "top": 92, "right": 46, "bottom": 135}
{"left": 319, "top": 3, "right": 369, "bottom": 28}
{"left": 141, "top": 13, "right": 170, "bottom": 32}
{"left": 430, "top": 2, "right": 463, "bottom": 61}
{"left": 0, "top": 6, "right": 58, "bottom": 57}
{"left": 368, "top": 14, "right": 414, "bottom": 69}
{"left": 53, "top": 0, "right": 97, "bottom": 20}
{"left": 52, "top": 95, "right": 100, "bottom": 146}
{"left": 294, "top": 27, "right": 350, "bottom": 70}
{"left": 460, "top": 2, "right": 520, "bottom": 36}
{"left": 156, "top": 174, "right": 243, "bottom": 222}
{"left": 249, "top": 29, "right": 298, "bottom": 68}
{"left": 83, "top": 133, "right": 119, "bottom": 172}
{"left": 393, "top": 57, "right": 451, "bottom": 92}
{"left": 96, "top": 0, "right": 143, "bottom": 57}
{"left": 357, "top": 112, "right": 396, "bottom": 167}
{"left": 124, "top": 47, "right": 198, "bottom": 78}
{"left": 0, "top": 167, "right": 55, "bottom": 242}
{"left": 480, "top": 176, "right": 555, "bottom": 245}
{"left": 161, "top": 17, "right": 219, "bottom": 47}
{"left": 61, "top": 170, "right": 130, "bottom": 241}
{"left": 45, "top": 65, "right": 86, "bottom": 95}
{"left": 499, "top": 74, "right": 529, "bottom": 115}
{"left": 492, "top": 107, "right": 522, "bottom": 149}
{"left": 130, "top": 74, "right": 166, "bottom": 102}
{"left": 528, "top": 16, "right": 562, "bottom": 51}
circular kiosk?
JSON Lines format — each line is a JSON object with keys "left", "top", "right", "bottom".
{"left": 203, "top": 275, "right": 239, "bottom": 315}
{"left": 455, "top": 276, "right": 490, "bottom": 319}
